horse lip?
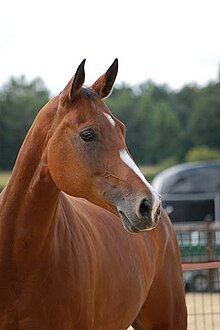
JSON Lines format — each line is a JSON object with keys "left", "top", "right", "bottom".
{"left": 118, "top": 209, "right": 159, "bottom": 233}
{"left": 118, "top": 211, "right": 140, "bottom": 233}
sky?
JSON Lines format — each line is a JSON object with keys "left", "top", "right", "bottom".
{"left": 1, "top": 0, "right": 219, "bottom": 95}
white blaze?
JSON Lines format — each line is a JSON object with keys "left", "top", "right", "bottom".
{"left": 119, "top": 149, "right": 160, "bottom": 212}
{"left": 104, "top": 113, "right": 115, "bottom": 127}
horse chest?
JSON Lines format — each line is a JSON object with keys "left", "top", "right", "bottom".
{"left": 0, "top": 270, "right": 92, "bottom": 329}
{"left": 0, "top": 270, "right": 141, "bottom": 330}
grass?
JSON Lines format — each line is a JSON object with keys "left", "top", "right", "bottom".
{"left": 0, "top": 172, "right": 11, "bottom": 191}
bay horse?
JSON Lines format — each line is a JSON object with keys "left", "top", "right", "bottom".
{"left": 0, "top": 59, "right": 187, "bottom": 329}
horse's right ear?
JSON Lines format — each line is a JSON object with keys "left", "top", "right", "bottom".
{"left": 70, "top": 59, "right": 86, "bottom": 101}
{"left": 61, "top": 59, "right": 86, "bottom": 104}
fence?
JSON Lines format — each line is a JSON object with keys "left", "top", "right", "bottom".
{"left": 175, "top": 220, "right": 220, "bottom": 330}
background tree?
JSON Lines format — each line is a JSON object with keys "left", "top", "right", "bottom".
{"left": 172, "top": 85, "right": 199, "bottom": 160}
{"left": 150, "top": 100, "right": 181, "bottom": 163}
{"left": 0, "top": 76, "right": 49, "bottom": 170}
{"left": 188, "top": 83, "right": 220, "bottom": 149}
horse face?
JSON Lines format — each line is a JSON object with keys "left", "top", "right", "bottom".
{"left": 47, "top": 60, "right": 161, "bottom": 233}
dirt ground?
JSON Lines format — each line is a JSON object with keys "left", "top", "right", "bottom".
{"left": 128, "top": 293, "right": 220, "bottom": 330}
{"left": 186, "top": 292, "right": 220, "bottom": 330}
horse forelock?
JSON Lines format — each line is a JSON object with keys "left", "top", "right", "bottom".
{"left": 81, "top": 87, "right": 97, "bottom": 99}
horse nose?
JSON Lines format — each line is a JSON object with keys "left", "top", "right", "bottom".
{"left": 138, "top": 198, "right": 161, "bottom": 226}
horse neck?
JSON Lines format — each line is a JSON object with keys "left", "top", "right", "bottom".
{"left": 0, "top": 97, "right": 61, "bottom": 260}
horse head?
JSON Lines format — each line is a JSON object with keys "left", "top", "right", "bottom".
{"left": 47, "top": 59, "right": 161, "bottom": 233}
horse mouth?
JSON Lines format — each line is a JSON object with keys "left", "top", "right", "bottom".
{"left": 118, "top": 209, "right": 159, "bottom": 233}
{"left": 118, "top": 211, "right": 140, "bottom": 233}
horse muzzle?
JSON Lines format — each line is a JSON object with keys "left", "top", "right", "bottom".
{"left": 117, "top": 197, "right": 161, "bottom": 233}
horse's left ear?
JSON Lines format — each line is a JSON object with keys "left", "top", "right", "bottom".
{"left": 91, "top": 58, "right": 118, "bottom": 99}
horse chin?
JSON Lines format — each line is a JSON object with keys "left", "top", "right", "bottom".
{"left": 118, "top": 211, "right": 156, "bottom": 234}
{"left": 118, "top": 211, "right": 140, "bottom": 233}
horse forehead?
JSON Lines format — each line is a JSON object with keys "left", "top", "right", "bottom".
{"left": 77, "top": 91, "right": 104, "bottom": 111}
{"left": 74, "top": 94, "right": 116, "bottom": 125}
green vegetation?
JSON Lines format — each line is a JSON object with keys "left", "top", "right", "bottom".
{"left": 0, "top": 172, "right": 11, "bottom": 191}
{"left": 0, "top": 75, "right": 220, "bottom": 172}
{"left": 186, "top": 146, "right": 220, "bottom": 162}
{"left": 0, "top": 76, "right": 49, "bottom": 170}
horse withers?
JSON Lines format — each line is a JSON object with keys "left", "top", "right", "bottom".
{"left": 0, "top": 59, "right": 187, "bottom": 329}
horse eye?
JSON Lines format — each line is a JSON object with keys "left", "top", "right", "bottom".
{"left": 80, "top": 128, "right": 96, "bottom": 142}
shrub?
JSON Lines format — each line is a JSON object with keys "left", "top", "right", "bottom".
{"left": 186, "top": 146, "right": 220, "bottom": 162}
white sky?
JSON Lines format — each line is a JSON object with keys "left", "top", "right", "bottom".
{"left": 1, "top": 0, "right": 219, "bottom": 94}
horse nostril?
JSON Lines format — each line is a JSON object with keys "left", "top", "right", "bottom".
{"left": 156, "top": 204, "right": 161, "bottom": 217}
{"left": 139, "top": 199, "right": 151, "bottom": 218}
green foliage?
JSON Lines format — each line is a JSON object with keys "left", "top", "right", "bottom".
{"left": 0, "top": 171, "right": 11, "bottom": 191}
{"left": 0, "top": 76, "right": 49, "bottom": 170}
{"left": 107, "top": 82, "right": 181, "bottom": 165}
{"left": 186, "top": 147, "right": 220, "bottom": 162}
{"left": 150, "top": 100, "right": 181, "bottom": 163}
{"left": 188, "top": 83, "right": 220, "bottom": 149}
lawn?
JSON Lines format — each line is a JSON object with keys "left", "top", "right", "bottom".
{"left": 0, "top": 172, "right": 11, "bottom": 191}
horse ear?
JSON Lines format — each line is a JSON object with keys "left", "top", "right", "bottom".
{"left": 91, "top": 58, "right": 118, "bottom": 99}
{"left": 70, "top": 59, "right": 86, "bottom": 101}
{"left": 61, "top": 59, "right": 86, "bottom": 104}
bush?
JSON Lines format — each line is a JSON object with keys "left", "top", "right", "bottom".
{"left": 186, "top": 146, "right": 220, "bottom": 162}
